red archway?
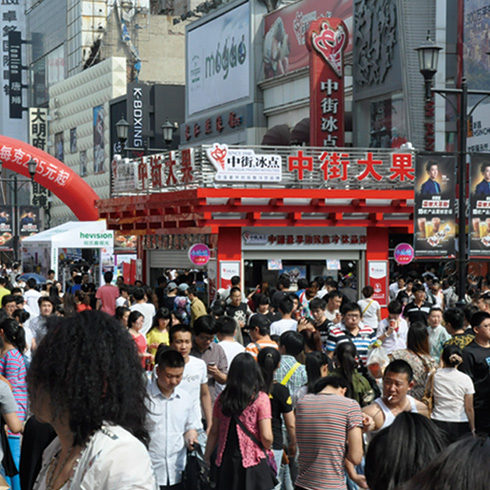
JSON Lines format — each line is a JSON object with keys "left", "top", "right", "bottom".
{"left": 0, "top": 135, "right": 99, "bottom": 221}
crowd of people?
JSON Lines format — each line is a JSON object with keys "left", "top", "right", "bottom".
{"left": 0, "top": 264, "right": 488, "bottom": 489}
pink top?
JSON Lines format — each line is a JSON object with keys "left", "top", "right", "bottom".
{"left": 95, "top": 284, "right": 119, "bottom": 315}
{"left": 214, "top": 391, "right": 272, "bottom": 468}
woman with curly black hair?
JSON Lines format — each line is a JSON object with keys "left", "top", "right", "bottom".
{"left": 28, "top": 311, "right": 156, "bottom": 489}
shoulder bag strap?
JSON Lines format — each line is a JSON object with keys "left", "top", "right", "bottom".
{"left": 232, "top": 415, "right": 269, "bottom": 462}
{"left": 280, "top": 362, "right": 301, "bottom": 386}
{"left": 362, "top": 299, "right": 374, "bottom": 316}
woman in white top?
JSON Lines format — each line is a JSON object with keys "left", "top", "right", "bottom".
{"left": 357, "top": 285, "right": 381, "bottom": 329}
{"left": 29, "top": 311, "right": 156, "bottom": 490}
{"left": 430, "top": 344, "right": 475, "bottom": 444}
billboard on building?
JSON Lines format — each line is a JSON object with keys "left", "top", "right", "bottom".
{"left": 0, "top": 1, "right": 27, "bottom": 141}
{"left": 186, "top": 2, "right": 251, "bottom": 116}
{"left": 464, "top": 1, "right": 490, "bottom": 152}
{"left": 93, "top": 105, "right": 105, "bottom": 173}
{"left": 470, "top": 154, "right": 490, "bottom": 256}
{"left": 414, "top": 154, "right": 456, "bottom": 257}
{"left": 263, "top": 0, "right": 353, "bottom": 80}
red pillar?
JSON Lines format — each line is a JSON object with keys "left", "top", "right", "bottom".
{"left": 217, "top": 227, "right": 242, "bottom": 289}
{"left": 365, "top": 227, "right": 389, "bottom": 312}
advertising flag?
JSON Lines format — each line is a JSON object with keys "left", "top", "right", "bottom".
{"left": 470, "top": 154, "right": 490, "bottom": 256}
{"left": 414, "top": 154, "right": 456, "bottom": 257}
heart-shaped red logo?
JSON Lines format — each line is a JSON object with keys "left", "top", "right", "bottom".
{"left": 312, "top": 21, "right": 346, "bottom": 76}
{"left": 209, "top": 144, "right": 227, "bottom": 170}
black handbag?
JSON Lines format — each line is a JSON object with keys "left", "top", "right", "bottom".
{"left": 1, "top": 416, "right": 18, "bottom": 477}
{"left": 233, "top": 416, "right": 279, "bottom": 487}
{"left": 183, "top": 442, "right": 213, "bottom": 490}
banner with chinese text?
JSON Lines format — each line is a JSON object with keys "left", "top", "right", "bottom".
{"left": 306, "top": 18, "right": 347, "bottom": 147}
{"left": 414, "top": 154, "right": 456, "bottom": 257}
{"left": 470, "top": 154, "right": 490, "bottom": 256}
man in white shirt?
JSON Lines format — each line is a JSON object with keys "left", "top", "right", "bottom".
{"left": 130, "top": 287, "right": 156, "bottom": 336}
{"left": 116, "top": 284, "right": 130, "bottom": 307}
{"left": 169, "top": 324, "right": 212, "bottom": 445}
{"left": 216, "top": 315, "right": 244, "bottom": 368}
{"left": 376, "top": 300, "right": 408, "bottom": 354}
{"left": 270, "top": 296, "right": 297, "bottom": 337}
{"left": 23, "top": 278, "right": 41, "bottom": 319}
{"left": 325, "top": 290, "right": 343, "bottom": 323}
{"left": 146, "top": 348, "right": 199, "bottom": 490}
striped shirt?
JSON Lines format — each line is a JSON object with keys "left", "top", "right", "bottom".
{"left": 326, "top": 323, "right": 376, "bottom": 367}
{"left": 274, "top": 355, "right": 307, "bottom": 402}
{"left": 296, "top": 393, "right": 363, "bottom": 489}
{"left": 0, "top": 349, "right": 28, "bottom": 423}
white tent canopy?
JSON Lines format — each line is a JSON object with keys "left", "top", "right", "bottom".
{"left": 21, "top": 220, "right": 111, "bottom": 248}
{"left": 21, "top": 221, "right": 114, "bottom": 282}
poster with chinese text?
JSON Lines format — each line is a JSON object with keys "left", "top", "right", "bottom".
{"left": 414, "top": 154, "right": 456, "bottom": 257}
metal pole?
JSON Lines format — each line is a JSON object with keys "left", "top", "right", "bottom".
{"left": 13, "top": 175, "right": 18, "bottom": 263}
{"left": 458, "top": 79, "right": 467, "bottom": 301}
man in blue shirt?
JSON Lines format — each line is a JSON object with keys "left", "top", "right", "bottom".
{"left": 420, "top": 161, "right": 441, "bottom": 195}
{"left": 475, "top": 162, "right": 490, "bottom": 199}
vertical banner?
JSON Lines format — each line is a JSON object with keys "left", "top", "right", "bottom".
{"left": 306, "top": 18, "right": 347, "bottom": 147}
{"left": 54, "top": 132, "right": 64, "bottom": 162}
{"left": 219, "top": 260, "right": 241, "bottom": 289}
{"left": 0, "top": 206, "right": 13, "bottom": 251}
{"left": 29, "top": 108, "right": 48, "bottom": 150}
{"left": 127, "top": 82, "right": 150, "bottom": 149}
{"left": 93, "top": 105, "right": 105, "bottom": 173}
{"left": 367, "top": 261, "right": 388, "bottom": 307}
{"left": 470, "top": 154, "right": 490, "bottom": 256}
{"left": 19, "top": 206, "right": 41, "bottom": 239}
{"left": 414, "top": 154, "right": 456, "bottom": 257}
{"left": 8, "top": 30, "right": 23, "bottom": 119}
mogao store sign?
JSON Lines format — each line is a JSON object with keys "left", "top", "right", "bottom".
{"left": 186, "top": 2, "right": 250, "bottom": 116}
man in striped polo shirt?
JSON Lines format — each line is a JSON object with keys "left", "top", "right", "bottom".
{"left": 326, "top": 302, "right": 376, "bottom": 368}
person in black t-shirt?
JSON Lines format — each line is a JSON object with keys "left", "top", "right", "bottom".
{"left": 403, "top": 284, "right": 432, "bottom": 325}
{"left": 461, "top": 311, "right": 490, "bottom": 435}
{"left": 308, "top": 297, "right": 333, "bottom": 350}
{"left": 225, "top": 287, "right": 251, "bottom": 344}
{"left": 257, "top": 347, "right": 296, "bottom": 487}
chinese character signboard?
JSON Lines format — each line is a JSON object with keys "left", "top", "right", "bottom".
{"left": 19, "top": 206, "right": 40, "bottom": 239}
{"left": 0, "top": 206, "right": 13, "bottom": 251}
{"left": 8, "top": 30, "right": 22, "bottom": 119}
{"left": 470, "top": 154, "right": 490, "bottom": 256}
{"left": 306, "top": 18, "right": 348, "bottom": 147}
{"left": 206, "top": 144, "right": 281, "bottom": 182}
{"left": 29, "top": 108, "right": 48, "bottom": 151}
{"left": 414, "top": 154, "right": 456, "bottom": 257}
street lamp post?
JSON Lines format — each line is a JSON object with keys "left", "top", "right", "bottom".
{"left": 416, "top": 36, "right": 490, "bottom": 301}
{"left": 0, "top": 158, "right": 38, "bottom": 261}
{"left": 115, "top": 117, "right": 176, "bottom": 156}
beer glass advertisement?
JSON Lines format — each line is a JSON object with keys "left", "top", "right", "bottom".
{"left": 470, "top": 154, "right": 490, "bottom": 256}
{"left": 19, "top": 206, "right": 41, "bottom": 239}
{"left": 414, "top": 154, "right": 456, "bottom": 257}
{"left": 0, "top": 206, "right": 13, "bottom": 250}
